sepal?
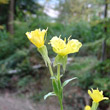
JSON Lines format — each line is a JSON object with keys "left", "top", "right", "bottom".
{"left": 38, "top": 45, "right": 50, "bottom": 66}
{"left": 54, "top": 55, "right": 67, "bottom": 71}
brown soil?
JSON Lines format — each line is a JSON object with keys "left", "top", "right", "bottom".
{"left": 0, "top": 93, "right": 60, "bottom": 110}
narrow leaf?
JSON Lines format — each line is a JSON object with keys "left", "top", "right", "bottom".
{"left": 60, "top": 74, "right": 63, "bottom": 78}
{"left": 62, "top": 77, "right": 77, "bottom": 88}
{"left": 52, "top": 79, "right": 59, "bottom": 95}
{"left": 50, "top": 76, "right": 56, "bottom": 80}
{"left": 44, "top": 92, "right": 56, "bottom": 100}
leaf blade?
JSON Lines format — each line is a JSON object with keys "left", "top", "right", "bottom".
{"left": 62, "top": 77, "right": 77, "bottom": 88}
{"left": 44, "top": 92, "right": 56, "bottom": 100}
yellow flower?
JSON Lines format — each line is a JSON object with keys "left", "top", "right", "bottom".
{"left": 85, "top": 105, "right": 91, "bottom": 110}
{"left": 49, "top": 36, "right": 82, "bottom": 56}
{"left": 88, "top": 88, "right": 109, "bottom": 103}
{"left": 26, "top": 28, "right": 47, "bottom": 48}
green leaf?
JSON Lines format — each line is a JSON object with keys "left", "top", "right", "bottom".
{"left": 52, "top": 79, "right": 59, "bottom": 95}
{"left": 60, "top": 74, "right": 63, "bottom": 78}
{"left": 50, "top": 75, "right": 63, "bottom": 80}
{"left": 57, "top": 79, "right": 61, "bottom": 90}
{"left": 44, "top": 92, "right": 56, "bottom": 100}
{"left": 54, "top": 55, "right": 67, "bottom": 71}
{"left": 59, "top": 87, "right": 63, "bottom": 99}
{"left": 62, "top": 77, "right": 77, "bottom": 88}
{"left": 50, "top": 76, "right": 56, "bottom": 80}
{"left": 38, "top": 45, "right": 50, "bottom": 66}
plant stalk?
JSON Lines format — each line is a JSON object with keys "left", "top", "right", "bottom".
{"left": 57, "top": 64, "right": 61, "bottom": 79}
{"left": 59, "top": 97, "right": 63, "bottom": 110}
{"left": 57, "top": 64, "right": 63, "bottom": 110}
{"left": 48, "top": 62, "right": 54, "bottom": 76}
{"left": 91, "top": 101, "right": 99, "bottom": 110}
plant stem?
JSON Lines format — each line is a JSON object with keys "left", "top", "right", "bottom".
{"left": 48, "top": 62, "right": 54, "bottom": 76}
{"left": 59, "top": 97, "right": 63, "bottom": 110}
{"left": 91, "top": 102, "right": 99, "bottom": 110}
{"left": 57, "top": 64, "right": 63, "bottom": 110}
{"left": 57, "top": 64, "right": 61, "bottom": 90}
{"left": 57, "top": 64, "right": 60, "bottom": 79}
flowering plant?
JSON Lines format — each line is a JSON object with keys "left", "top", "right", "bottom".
{"left": 26, "top": 28, "right": 109, "bottom": 110}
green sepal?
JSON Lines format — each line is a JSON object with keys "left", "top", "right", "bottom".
{"left": 44, "top": 92, "right": 56, "bottom": 100}
{"left": 62, "top": 77, "right": 77, "bottom": 88}
{"left": 38, "top": 45, "right": 50, "bottom": 66}
{"left": 54, "top": 55, "right": 67, "bottom": 71}
{"left": 52, "top": 79, "right": 59, "bottom": 95}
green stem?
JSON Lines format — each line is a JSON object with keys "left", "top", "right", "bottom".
{"left": 57, "top": 64, "right": 60, "bottom": 79}
{"left": 59, "top": 97, "right": 63, "bottom": 110}
{"left": 48, "top": 62, "right": 54, "bottom": 76}
{"left": 57, "top": 64, "right": 61, "bottom": 90}
{"left": 91, "top": 101, "right": 99, "bottom": 110}
{"left": 57, "top": 64, "right": 63, "bottom": 110}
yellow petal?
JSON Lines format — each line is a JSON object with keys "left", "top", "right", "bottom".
{"left": 103, "top": 97, "right": 109, "bottom": 100}
{"left": 49, "top": 36, "right": 82, "bottom": 56}
{"left": 88, "top": 88, "right": 109, "bottom": 103}
{"left": 66, "top": 39, "right": 82, "bottom": 54}
{"left": 26, "top": 28, "right": 47, "bottom": 48}
{"left": 50, "top": 36, "right": 66, "bottom": 55}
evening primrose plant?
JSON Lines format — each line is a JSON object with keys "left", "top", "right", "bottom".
{"left": 26, "top": 28, "right": 108, "bottom": 110}
{"left": 26, "top": 28, "right": 82, "bottom": 110}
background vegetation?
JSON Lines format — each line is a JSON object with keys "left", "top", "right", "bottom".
{"left": 0, "top": 0, "right": 110, "bottom": 110}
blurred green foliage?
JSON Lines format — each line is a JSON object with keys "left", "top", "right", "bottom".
{"left": 0, "top": 76, "right": 11, "bottom": 88}
{"left": 0, "top": 13, "right": 110, "bottom": 89}
{"left": 0, "top": 1, "right": 110, "bottom": 109}
{"left": 17, "top": 75, "right": 35, "bottom": 88}
{"left": 67, "top": 56, "right": 110, "bottom": 97}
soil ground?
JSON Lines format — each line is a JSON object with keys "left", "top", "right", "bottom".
{"left": 0, "top": 92, "right": 60, "bottom": 110}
